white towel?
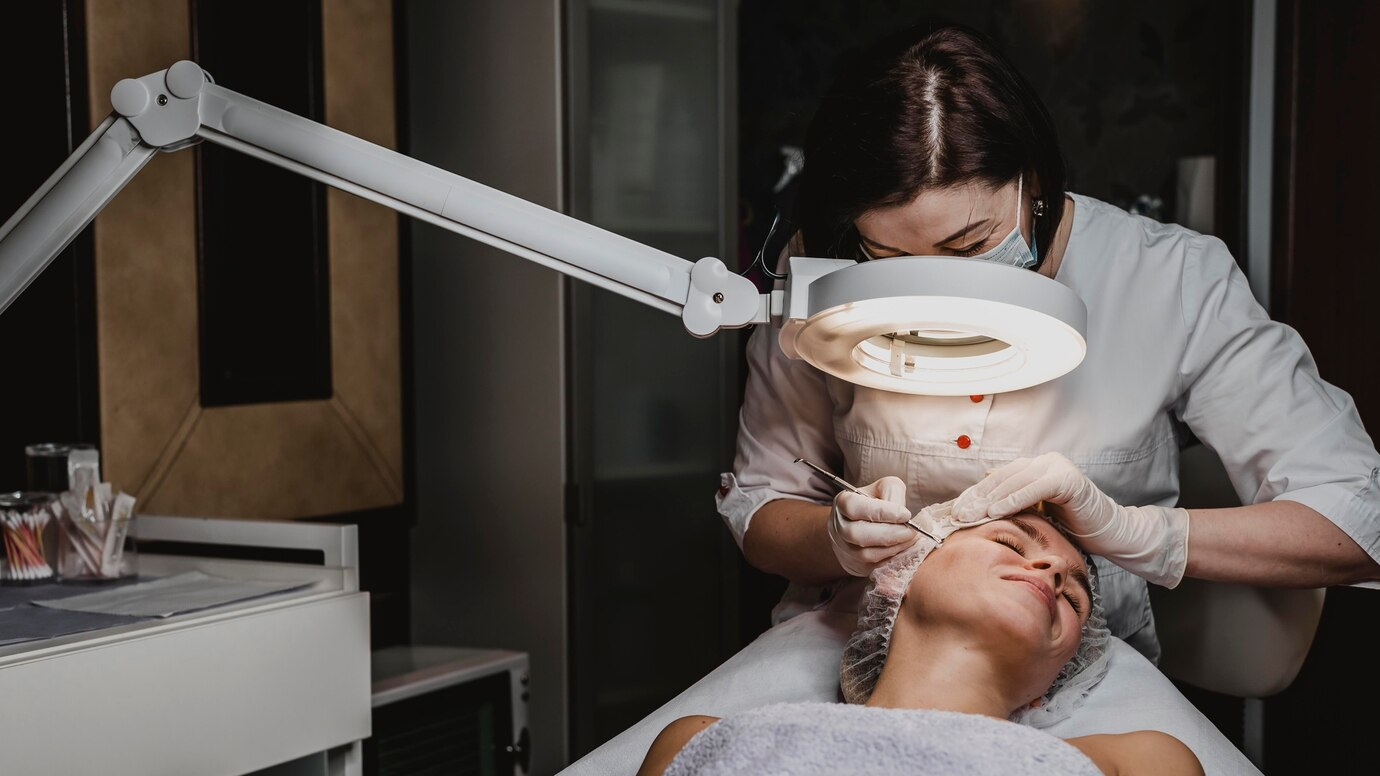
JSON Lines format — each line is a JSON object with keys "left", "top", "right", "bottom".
{"left": 665, "top": 702, "right": 1102, "bottom": 776}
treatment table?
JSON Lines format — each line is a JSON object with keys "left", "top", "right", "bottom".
{"left": 560, "top": 608, "right": 1263, "bottom": 775}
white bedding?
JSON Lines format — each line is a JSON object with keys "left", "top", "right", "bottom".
{"left": 559, "top": 611, "right": 1259, "bottom": 776}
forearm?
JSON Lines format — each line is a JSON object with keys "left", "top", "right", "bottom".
{"left": 1185, "top": 500, "right": 1380, "bottom": 586}
{"left": 742, "top": 498, "right": 847, "bottom": 586}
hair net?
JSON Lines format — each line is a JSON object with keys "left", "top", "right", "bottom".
{"left": 838, "top": 501, "right": 1112, "bottom": 729}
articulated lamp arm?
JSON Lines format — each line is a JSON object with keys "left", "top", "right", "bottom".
{"left": 0, "top": 61, "right": 766, "bottom": 335}
{"left": 0, "top": 61, "right": 1090, "bottom": 396}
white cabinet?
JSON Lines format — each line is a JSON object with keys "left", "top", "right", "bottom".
{"left": 0, "top": 517, "right": 370, "bottom": 776}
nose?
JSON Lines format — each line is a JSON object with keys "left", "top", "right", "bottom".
{"left": 1029, "top": 554, "right": 1068, "bottom": 593}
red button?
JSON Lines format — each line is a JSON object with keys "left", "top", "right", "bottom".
{"left": 956, "top": 435, "right": 972, "bottom": 449}
{"left": 969, "top": 394, "right": 985, "bottom": 403}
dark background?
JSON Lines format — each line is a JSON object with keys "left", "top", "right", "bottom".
{"left": 192, "top": 0, "right": 334, "bottom": 408}
{"left": 0, "top": 1, "right": 99, "bottom": 496}
{"left": 1256, "top": 1, "right": 1380, "bottom": 770}
{"left": 738, "top": 0, "right": 1249, "bottom": 265}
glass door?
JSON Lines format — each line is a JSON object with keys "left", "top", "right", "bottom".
{"left": 565, "top": 0, "right": 741, "bottom": 757}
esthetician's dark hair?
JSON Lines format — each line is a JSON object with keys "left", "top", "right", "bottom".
{"left": 798, "top": 21, "right": 1066, "bottom": 266}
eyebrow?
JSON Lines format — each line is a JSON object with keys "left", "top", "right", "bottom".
{"left": 936, "top": 218, "right": 991, "bottom": 247}
{"left": 860, "top": 235, "right": 904, "bottom": 254}
{"left": 1008, "top": 518, "right": 1093, "bottom": 605}
{"left": 861, "top": 218, "right": 993, "bottom": 256}
{"left": 1008, "top": 517, "right": 1048, "bottom": 549}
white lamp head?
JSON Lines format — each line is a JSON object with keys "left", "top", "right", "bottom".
{"left": 779, "top": 256, "right": 1087, "bottom": 396}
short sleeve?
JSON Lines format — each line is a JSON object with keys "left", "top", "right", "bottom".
{"left": 1174, "top": 235, "right": 1380, "bottom": 562}
{"left": 717, "top": 322, "right": 842, "bottom": 550}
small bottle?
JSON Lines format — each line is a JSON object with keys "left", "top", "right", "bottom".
{"left": 24, "top": 443, "right": 98, "bottom": 494}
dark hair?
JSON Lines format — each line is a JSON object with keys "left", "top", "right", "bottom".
{"left": 797, "top": 22, "right": 1066, "bottom": 266}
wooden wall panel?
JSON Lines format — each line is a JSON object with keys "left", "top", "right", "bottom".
{"left": 323, "top": 0, "right": 405, "bottom": 495}
{"left": 86, "top": 0, "right": 199, "bottom": 499}
{"left": 86, "top": 0, "right": 402, "bottom": 519}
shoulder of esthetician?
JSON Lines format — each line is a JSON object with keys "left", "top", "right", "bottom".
{"left": 717, "top": 22, "right": 1380, "bottom": 655}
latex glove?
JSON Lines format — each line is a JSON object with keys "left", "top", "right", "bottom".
{"left": 828, "top": 476, "right": 920, "bottom": 577}
{"left": 952, "top": 452, "right": 1190, "bottom": 588}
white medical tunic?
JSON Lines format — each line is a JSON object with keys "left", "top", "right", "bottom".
{"left": 718, "top": 193, "right": 1380, "bottom": 659}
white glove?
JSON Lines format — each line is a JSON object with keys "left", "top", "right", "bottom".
{"left": 828, "top": 476, "right": 920, "bottom": 577}
{"left": 951, "top": 452, "right": 1190, "bottom": 588}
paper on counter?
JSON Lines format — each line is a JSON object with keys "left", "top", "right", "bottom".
{"left": 0, "top": 575, "right": 146, "bottom": 614}
{"left": 33, "top": 571, "right": 314, "bottom": 618}
{"left": 0, "top": 605, "right": 148, "bottom": 646}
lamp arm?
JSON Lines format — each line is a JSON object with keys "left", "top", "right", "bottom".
{"left": 0, "top": 61, "right": 765, "bottom": 335}
{"left": 0, "top": 116, "right": 157, "bottom": 314}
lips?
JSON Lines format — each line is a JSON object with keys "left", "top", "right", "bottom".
{"left": 1004, "top": 574, "right": 1056, "bottom": 621}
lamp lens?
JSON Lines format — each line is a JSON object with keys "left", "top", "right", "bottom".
{"left": 885, "top": 329, "right": 994, "bottom": 347}
{"left": 856, "top": 329, "right": 1019, "bottom": 380}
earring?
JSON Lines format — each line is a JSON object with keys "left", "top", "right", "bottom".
{"left": 1032, "top": 198, "right": 1047, "bottom": 217}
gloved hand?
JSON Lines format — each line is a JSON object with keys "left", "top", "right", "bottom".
{"left": 952, "top": 452, "right": 1190, "bottom": 588}
{"left": 828, "top": 476, "right": 920, "bottom": 577}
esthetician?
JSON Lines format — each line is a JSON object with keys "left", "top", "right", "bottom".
{"left": 717, "top": 21, "right": 1380, "bottom": 658}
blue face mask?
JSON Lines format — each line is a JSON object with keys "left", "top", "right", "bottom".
{"left": 967, "top": 173, "right": 1038, "bottom": 270}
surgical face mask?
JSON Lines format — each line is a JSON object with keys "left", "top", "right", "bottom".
{"left": 966, "top": 174, "right": 1038, "bottom": 269}
{"left": 859, "top": 174, "right": 1039, "bottom": 269}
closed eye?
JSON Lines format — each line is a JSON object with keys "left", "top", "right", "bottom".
{"left": 860, "top": 243, "right": 903, "bottom": 260}
{"left": 953, "top": 240, "right": 988, "bottom": 257}
{"left": 994, "top": 535, "right": 1024, "bottom": 555}
{"left": 947, "top": 223, "right": 1000, "bottom": 256}
{"left": 1064, "top": 591, "right": 1083, "bottom": 615}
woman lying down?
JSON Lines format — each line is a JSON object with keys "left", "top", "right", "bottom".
{"left": 638, "top": 504, "right": 1203, "bottom": 775}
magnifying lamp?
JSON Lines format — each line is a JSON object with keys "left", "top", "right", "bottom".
{"left": 780, "top": 256, "right": 1086, "bottom": 395}
{"left": 0, "top": 61, "right": 1086, "bottom": 396}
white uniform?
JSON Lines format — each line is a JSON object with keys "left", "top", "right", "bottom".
{"left": 718, "top": 193, "right": 1380, "bottom": 659}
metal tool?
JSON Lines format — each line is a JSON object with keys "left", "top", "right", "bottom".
{"left": 794, "top": 457, "right": 865, "bottom": 496}
{"left": 793, "top": 458, "right": 941, "bottom": 544}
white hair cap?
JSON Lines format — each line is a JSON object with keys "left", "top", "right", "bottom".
{"left": 838, "top": 500, "right": 1112, "bottom": 729}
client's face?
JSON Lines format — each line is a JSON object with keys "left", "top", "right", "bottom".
{"left": 901, "top": 513, "right": 1092, "bottom": 704}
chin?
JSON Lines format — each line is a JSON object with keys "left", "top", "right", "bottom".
{"left": 992, "top": 614, "right": 1052, "bottom": 653}
{"left": 975, "top": 591, "right": 1056, "bottom": 652}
